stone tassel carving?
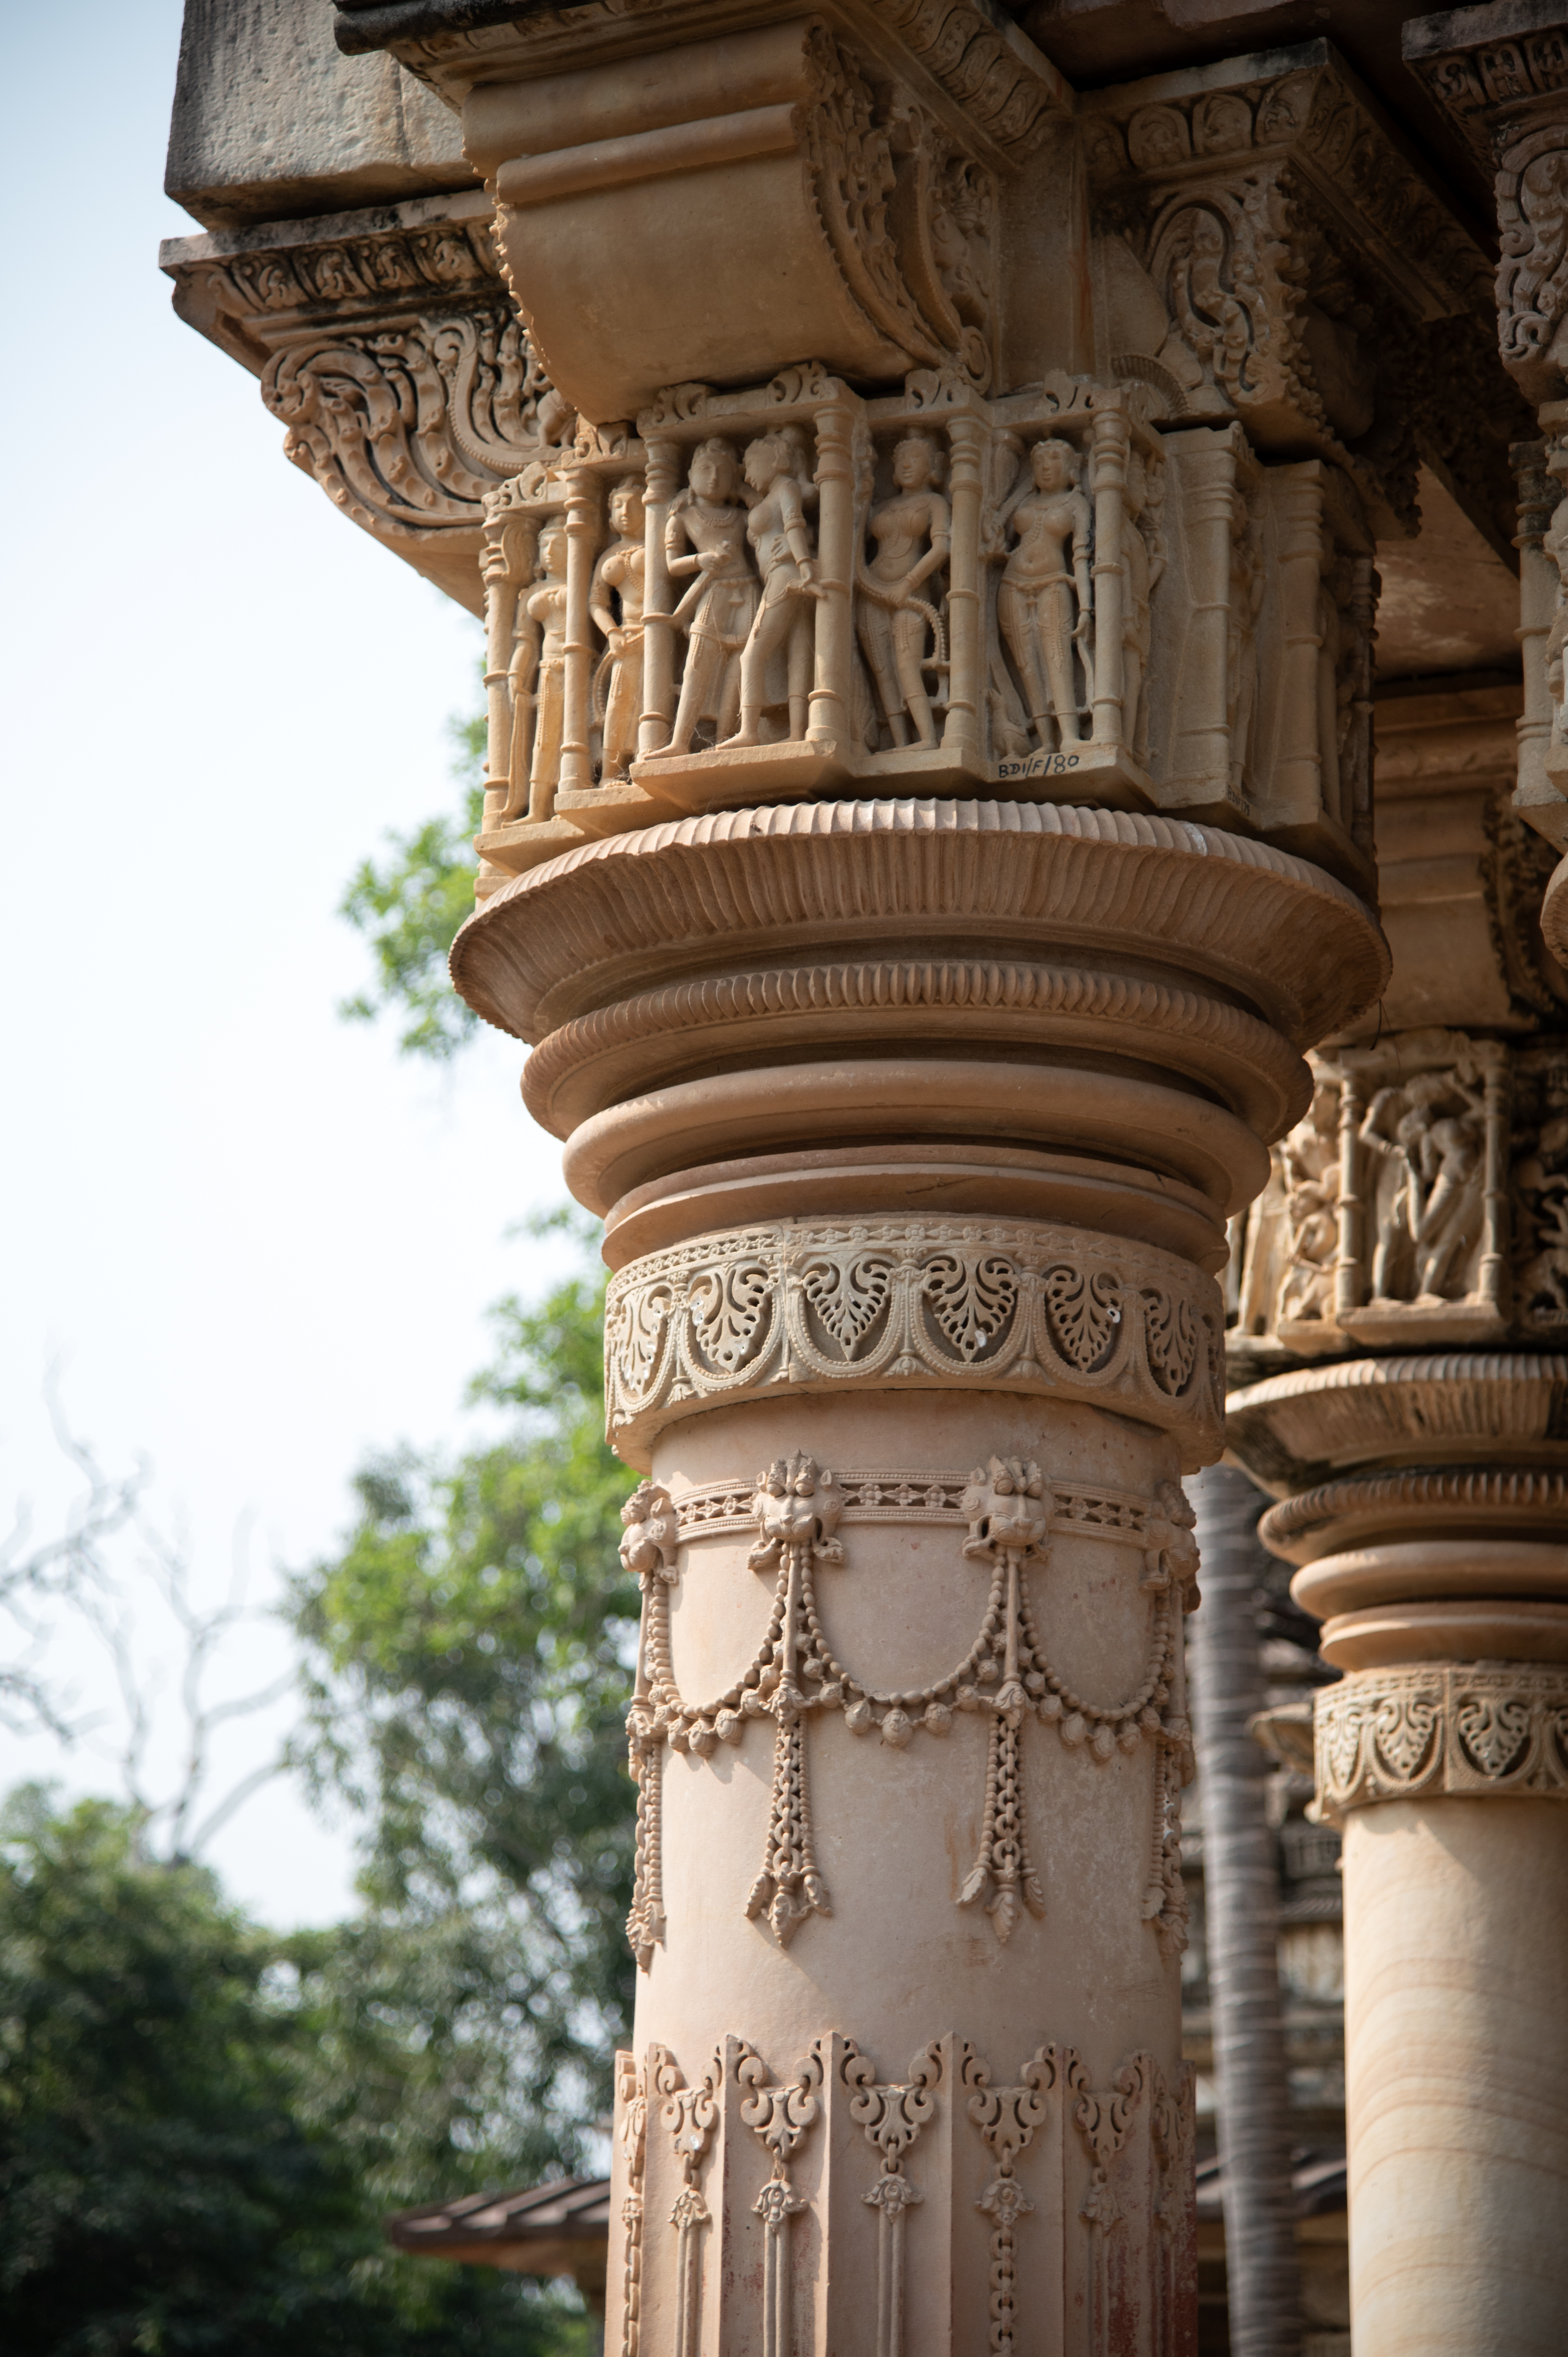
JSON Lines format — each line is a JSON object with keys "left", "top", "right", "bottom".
{"left": 655, "top": 2045, "right": 720, "bottom": 2357}
{"left": 957, "top": 1458, "right": 1053, "bottom": 1940}
{"left": 736, "top": 2039, "right": 825, "bottom": 2357}
{"left": 1070, "top": 2053, "right": 1149, "bottom": 2357}
{"left": 843, "top": 2041, "right": 943, "bottom": 2357}
{"left": 621, "top": 1481, "right": 680, "bottom": 1968}
{"left": 615, "top": 2052, "right": 647, "bottom": 2357}
{"left": 962, "top": 2042, "right": 1059, "bottom": 2357}
{"left": 745, "top": 1454, "right": 845, "bottom": 1944}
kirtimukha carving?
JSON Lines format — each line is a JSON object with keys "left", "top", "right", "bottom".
{"left": 620, "top": 1451, "right": 1197, "bottom": 1962}
{"left": 844, "top": 2041, "right": 942, "bottom": 2357}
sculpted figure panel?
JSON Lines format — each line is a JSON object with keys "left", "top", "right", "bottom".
{"left": 591, "top": 476, "right": 648, "bottom": 785}
{"left": 996, "top": 437, "right": 1094, "bottom": 755}
{"left": 666, "top": 437, "right": 756, "bottom": 756}
{"left": 857, "top": 431, "right": 952, "bottom": 751}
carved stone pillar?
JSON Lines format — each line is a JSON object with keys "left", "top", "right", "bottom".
{"left": 1226, "top": 675, "right": 1568, "bottom": 2352}
{"left": 233, "top": 3, "right": 1553, "bottom": 2344}
{"left": 1406, "top": 4, "right": 1568, "bottom": 949}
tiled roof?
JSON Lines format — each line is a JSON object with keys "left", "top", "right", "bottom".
{"left": 387, "top": 2175, "right": 611, "bottom": 2276}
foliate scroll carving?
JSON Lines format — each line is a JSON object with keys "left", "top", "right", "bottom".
{"left": 623, "top": 1453, "right": 1197, "bottom": 1965}
{"left": 1314, "top": 1665, "right": 1568, "bottom": 1822}
{"left": 655, "top": 2044, "right": 721, "bottom": 2357}
{"left": 163, "top": 196, "right": 570, "bottom": 569}
{"left": 1084, "top": 48, "right": 1494, "bottom": 535}
{"left": 603, "top": 1218, "right": 1224, "bottom": 1464}
{"left": 962, "top": 2043, "right": 1058, "bottom": 2357}
{"left": 736, "top": 2039, "right": 824, "bottom": 2357}
{"left": 844, "top": 2041, "right": 942, "bottom": 2357}
{"left": 615, "top": 2053, "right": 647, "bottom": 2357}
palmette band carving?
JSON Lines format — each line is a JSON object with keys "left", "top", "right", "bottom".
{"left": 1314, "top": 1664, "right": 1568, "bottom": 1822}
{"left": 604, "top": 1216, "right": 1225, "bottom": 1465}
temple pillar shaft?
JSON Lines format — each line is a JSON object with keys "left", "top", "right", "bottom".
{"left": 1341, "top": 1793, "right": 1568, "bottom": 2354}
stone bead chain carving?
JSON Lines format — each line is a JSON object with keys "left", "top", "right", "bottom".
{"left": 844, "top": 2041, "right": 942, "bottom": 2357}
{"left": 620, "top": 1454, "right": 1199, "bottom": 1967}
{"left": 1314, "top": 1664, "right": 1568, "bottom": 1821}
{"left": 961, "top": 2043, "right": 1056, "bottom": 2357}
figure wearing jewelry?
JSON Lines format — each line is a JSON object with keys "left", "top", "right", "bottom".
{"left": 665, "top": 438, "right": 755, "bottom": 754}
{"left": 590, "top": 475, "right": 647, "bottom": 784}
{"left": 523, "top": 521, "right": 569, "bottom": 822}
{"left": 996, "top": 437, "right": 1092, "bottom": 753}
{"left": 722, "top": 431, "right": 823, "bottom": 749}
{"left": 857, "top": 431, "right": 951, "bottom": 749}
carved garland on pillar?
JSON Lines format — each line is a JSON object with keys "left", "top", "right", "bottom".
{"left": 604, "top": 1217, "right": 1224, "bottom": 1462}
{"left": 621, "top": 1454, "right": 1199, "bottom": 1968}
{"left": 1314, "top": 1663, "right": 1568, "bottom": 1822}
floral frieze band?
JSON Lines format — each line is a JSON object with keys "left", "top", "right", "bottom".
{"left": 604, "top": 1216, "right": 1224, "bottom": 1463}
{"left": 1314, "top": 1664, "right": 1568, "bottom": 1822}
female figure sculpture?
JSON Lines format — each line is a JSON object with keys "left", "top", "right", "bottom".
{"left": 520, "top": 521, "right": 568, "bottom": 823}
{"left": 996, "top": 436, "right": 1092, "bottom": 753}
{"left": 856, "top": 431, "right": 951, "bottom": 749}
{"left": 590, "top": 475, "right": 647, "bottom": 783}
{"left": 722, "top": 431, "right": 822, "bottom": 749}
{"left": 665, "top": 439, "right": 754, "bottom": 754}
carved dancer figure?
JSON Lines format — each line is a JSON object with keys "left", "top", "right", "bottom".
{"left": 857, "top": 431, "right": 951, "bottom": 748}
{"left": 590, "top": 475, "right": 647, "bottom": 784}
{"left": 522, "top": 522, "right": 569, "bottom": 822}
{"left": 996, "top": 438, "right": 1092, "bottom": 753}
{"left": 665, "top": 439, "right": 755, "bottom": 753}
{"left": 722, "top": 431, "right": 823, "bottom": 749}
{"left": 1277, "top": 1081, "right": 1342, "bottom": 1325}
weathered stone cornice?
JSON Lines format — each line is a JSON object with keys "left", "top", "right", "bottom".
{"left": 1084, "top": 40, "right": 1496, "bottom": 537}
{"left": 160, "top": 187, "right": 565, "bottom": 610}
{"left": 334, "top": 0, "right": 1074, "bottom": 170}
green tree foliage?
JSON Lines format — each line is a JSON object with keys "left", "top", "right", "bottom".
{"left": 338, "top": 709, "right": 485, "bottom": 1062}
{"left": 0, "top": 1785, "right": 593, "bottom": 2356}
{"left": 291, "top": 1217, "right": 641, "bottom": 2163}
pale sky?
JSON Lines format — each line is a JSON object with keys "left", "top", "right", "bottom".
{"left": 0, "top": 1, "right": 573, "bottom": 1924}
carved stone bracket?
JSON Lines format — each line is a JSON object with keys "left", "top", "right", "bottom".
{"left": 1314, "top": 1663, "right": 1568, "bottom": 1820}
{"left": 603, "top": 1217, "right": 1225, "bottom": 1467}
{"left": 1084, "top": 39, "right": 1496, "bottom": 538}
{"left": 160, "top": 187, "right": 568, "bottom": 611}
